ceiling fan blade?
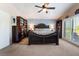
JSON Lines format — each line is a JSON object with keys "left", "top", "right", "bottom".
{"left": 35, "top": 5, "right": 42, "bottom": 8}
{"left": 47, "top": 7, "right": 55, "bottom": 9}
{"left": 38, "top": 9, "right": 43, "bottom": 13}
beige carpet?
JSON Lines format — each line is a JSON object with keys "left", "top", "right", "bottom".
{"left": 0, "top": 39, "right": 79, "bottom": 56}
{"left": 19, "top": 38, "right": 29, "bottom": 45}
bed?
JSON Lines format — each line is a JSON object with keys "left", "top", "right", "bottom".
{"left": 28, "top": 23, "right": 59, "bottom": 45}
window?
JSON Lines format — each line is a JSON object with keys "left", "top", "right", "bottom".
{"left": 63, "top": 14, "right": 79, "bottom": 45}
{"left": 64, "top": 18, "right": 72, "bottom": 40}
{"left": 72, "top": 15, "right": 79, "bottom": 44}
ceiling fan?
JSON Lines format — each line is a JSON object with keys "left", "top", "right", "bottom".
{"left": 35, "top": 3, "right": 55, "bottom": 13}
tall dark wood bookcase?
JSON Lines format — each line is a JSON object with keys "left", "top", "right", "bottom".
{"left": 56, "top": 20, "right": 62, "bottom": 38}
{"left": 12, "top": 16, "right": 27, "bottom": 43}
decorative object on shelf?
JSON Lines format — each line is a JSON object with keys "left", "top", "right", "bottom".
{"left": 75, "top": 9, "right": 79, "bottom": 15}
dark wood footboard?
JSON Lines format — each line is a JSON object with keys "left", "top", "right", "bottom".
{"left": 28, "top": 31, "right": 59, "bottom": 45}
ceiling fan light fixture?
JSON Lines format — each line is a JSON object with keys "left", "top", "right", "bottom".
{"left": 43, "top": 8, "right": 47, "bottom": 12}
{"left": 35, "top": 3, "right": 55, "bottom": 13}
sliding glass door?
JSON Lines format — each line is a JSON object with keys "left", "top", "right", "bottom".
{"left": 72, "top": 15, "right": 79, "bottom": 44}
{"left": 63, "top": 14, "right": 79, "bottom": 45}
{"left": 64, "top": 18, "right": 72, "bottom": 40}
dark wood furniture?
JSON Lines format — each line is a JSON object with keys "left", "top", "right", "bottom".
{"left": 34, "top": 23, "right": 49, "bottom": 28}
{"left": 12, "top": 16, "right": 27, "bottom": 43}
{"left": 28, "top": 31, "right": 59, "bottom": 45}
{"left": 28, "top": 23, "right": 59, "bottom": 45}
{"left": 12, "top": 26, "right": 18, "bottom": 43}
{"left": 56, "top": 20, "right": 62, "bottom": 38}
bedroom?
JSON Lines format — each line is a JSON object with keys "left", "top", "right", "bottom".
{"left": 11, "top": 3, "right": 64, "bottom": 45}
{"left": 0, "top": 3, "right": 79, "bottom": 56}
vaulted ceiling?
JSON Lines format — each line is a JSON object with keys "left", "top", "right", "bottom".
{"left": 12, "top": 3, "right": 74, "bottom": 19}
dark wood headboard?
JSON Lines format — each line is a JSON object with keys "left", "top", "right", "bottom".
{"left": 34, "top": 23, "right": 49, "bottom": 28}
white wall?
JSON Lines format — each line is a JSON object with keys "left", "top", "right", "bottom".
{"left": 0, "top": 3, "right": 23, "bottom": 49}
{"left": 27, "top": 19, "right": 56, "bottom": 30}
{"left": 0, "top": 11, "right": 11, "bottom": 49}
{"left": 59, "top": 3, "right": 79, "bottom": 20}
{"left": 0, "top": 3, "right": 22, "bottom": 16}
